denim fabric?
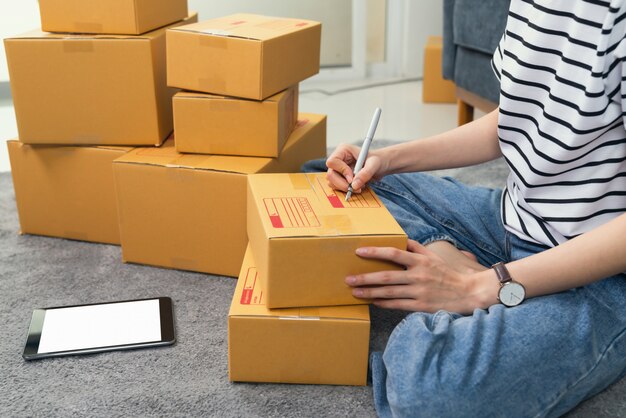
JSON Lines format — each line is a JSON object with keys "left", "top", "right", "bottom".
{"left": 302, "top": 159, "right": 626, "bottom": 418}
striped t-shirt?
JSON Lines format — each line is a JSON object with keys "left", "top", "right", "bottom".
{"left": 491, "top": 0, "right": 626, "bottom": 247}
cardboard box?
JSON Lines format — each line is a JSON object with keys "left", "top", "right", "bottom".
{"left": 173, "top": 85, "right": 299, "bottom": 157}
{"left": 167, "top": 14, "right": 321, "bottom": 100}
{"left": 7, "top": 140, "right": 132, "bottom": 245}
{"left": 423, "top": 35, "right": 456, "bottom": 103}
{"left": 228, "top": 245, "right": 370, "bottom": 385}
{"left": 4, "top": 14, "right": 197, "bottom": 146}
{"left": 39, "top": 0, "right": 188, "bottom": 35}
{"left": 247, "top": 172, "right": 408, "bottom": 308}
{"left": 113, "top": 113, "right": 326, "bottom": 277}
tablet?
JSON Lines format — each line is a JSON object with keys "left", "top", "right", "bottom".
{"left": 23, "top": 297, "right": 175, "bottom": 360}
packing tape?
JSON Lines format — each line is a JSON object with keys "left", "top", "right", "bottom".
{"left": 288, "top": 173, "right": 312, "bottom": 190}
{"left": 199, "top": 35, "right": 229, "bottom": 49}
{"left": 164, "top": 165, "right": 196, "bottom": 183}
{"left": 170, "top": 257, "right": 199, "bottom": 272}
{"left": 209, "top": 100, "right": 241, "bottom": 112}
{"left": 319, "top": 214, "right": 352, "bottom": 236}
{"left": 73, "top": 22, "right": 104, "bottom": 33}
{"left": 62, "top": 40, "right": 95, "bottom": 53}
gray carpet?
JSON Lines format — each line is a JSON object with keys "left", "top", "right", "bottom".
{"left": 1, "top": 147, "right": 625, "bottom": 417}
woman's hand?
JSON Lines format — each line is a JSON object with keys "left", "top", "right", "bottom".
{"left": 325, "top": 144, "right": 387, "bottom": 193}
{"left": 346, "top": 240, "right": 499, "bottom": 315}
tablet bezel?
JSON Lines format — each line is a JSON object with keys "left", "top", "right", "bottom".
{"left": 23, "top": 297, "right": 175, "bottom": 360}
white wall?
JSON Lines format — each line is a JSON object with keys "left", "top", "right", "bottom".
{"left": 0, "top": 0, "right": 40, "bottom": 81}
{"left": 402, "top": 0, "right": 443, "bottom": 78}
{"left": 189, "top": 0, "right": 353, "bottom": 67}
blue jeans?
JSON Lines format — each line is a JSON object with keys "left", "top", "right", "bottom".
{"left": 302, "top": 160, "right": 626, "bottom": 418}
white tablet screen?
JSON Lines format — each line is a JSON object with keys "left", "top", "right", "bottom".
{"left": 37, "top": 299, "right": 162, "bottom": 354}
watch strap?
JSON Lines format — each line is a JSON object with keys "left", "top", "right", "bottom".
{"left": 492, "top": 262, "right": 512, "bottom": 284}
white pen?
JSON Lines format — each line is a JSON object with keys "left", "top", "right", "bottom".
{"left": 346, "top": 107, "right": 382, "bottom": 201}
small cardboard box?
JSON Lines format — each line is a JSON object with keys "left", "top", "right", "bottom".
{"left": 4, "top": 14, "right": 197, "bottom": 146}
{"left": 228, "top": 245, "right": 370, "bottom": 386}
{"left": 7, "top": 140, "right": 132, "bottom": 245}
{"left": 113, "top": 113, "right": 326, "bottom": 277}
{"left": 423, "top": 35, "right": 456, "bottom": 103}
{"left": 247, "top": 172, "right": 408, "bottom": 308}
{"left": 167, "top": 14, "right": 321, "bottom": 100}
{"left": 39, "top": 0, "right": 188, "bottom": 35}
{"left": 173, "top": 85, "right": 299, "bottom": 157}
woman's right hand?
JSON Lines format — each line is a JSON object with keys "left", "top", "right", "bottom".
{"left": 325, "top": 144, "right": 387, "bottom": 193}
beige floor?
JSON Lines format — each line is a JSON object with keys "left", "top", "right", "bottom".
{"left": 0, "top": 79, "right": 460, "bottom": 172}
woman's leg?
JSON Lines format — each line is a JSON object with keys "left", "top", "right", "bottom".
{"left": 371, "top": 270, "right": 626, "bottom": 418}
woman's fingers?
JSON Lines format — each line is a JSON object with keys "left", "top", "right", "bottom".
{"left": 351, "top": 285, "right": 417, "bottom": 300}
{"left": 327, "top": 168, "right": 350, "bottom": 192}
{"left": 346, "top": 269, "right": 410, "bottom": 287}
{"left": 355, "top": 246, "right": 422, "bottom": 268}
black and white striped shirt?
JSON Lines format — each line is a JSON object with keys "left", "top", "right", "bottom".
{"left": 491, "top": 0, "right": 626, "bottom": 247}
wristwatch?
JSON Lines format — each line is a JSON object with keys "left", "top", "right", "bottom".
{"left": 492, "top": 262, "right": 526, "bottom": 307}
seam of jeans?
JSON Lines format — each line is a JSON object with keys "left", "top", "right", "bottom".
{"left": 419, "top": 234, "right": 459, "bottom": 248}
{"left": 504, "top": 231, "right": 512, "bottom": 262}
{"left": 373, "top": 180, "right": 504, "bottom": 260}
{"left": 537, "top": 326, "right": 626, "bottom": 418}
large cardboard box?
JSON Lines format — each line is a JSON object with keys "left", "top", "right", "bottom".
{"left": 173, "top": 85, "right": 299, "bottom": 157}
{"left": 167, "top": 14, "right": 321, "bottom": 100}
{"left": 423, "top": 35, "right": 456, "bottom": 103}
{"left": 228, "top": 245, "right": 370, "bottom": 385}
{"left": 7, "top": 140, "right": 132, "bottom": 245}
{"left": 39, "top": 0, "right": 188, "bottom": 35}
{"left": 247, "top": 172, "right": 408, "bottom": 308}
{"left": 113, "top": 113, "right": 326, "bottom": 277}
{"left": 4, "top": 14, "right": 197, "bottom": 146}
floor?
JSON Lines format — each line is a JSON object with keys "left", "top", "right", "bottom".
{"left": 0, "top": 79, "right": 459, "bottom": 172}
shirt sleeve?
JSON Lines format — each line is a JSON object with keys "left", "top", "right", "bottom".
{"left": 607, "top": 6, "right": 626, "bottom": 127}
{"left": 491, "top": 33, "right": 505, "bottom": 82}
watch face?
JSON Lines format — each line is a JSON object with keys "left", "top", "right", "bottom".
{"left": 499, "top": 282, "right": 525, "bottom": 307}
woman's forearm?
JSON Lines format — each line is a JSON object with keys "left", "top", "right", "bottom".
{"left": 473, "top": 213, "right": 626, "bottom": 307}
{"left": 374, "top": 108, "right": 502, "bottom": 175}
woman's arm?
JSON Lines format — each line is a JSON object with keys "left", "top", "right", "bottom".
{"left": 347, "top": 213, "right": 626, "bottom": 314}
{"left": 326, "top": 108, "right": 502, "bottom": 193}
{"left": 375, "top": 107, "right": 502, "bottom": 175}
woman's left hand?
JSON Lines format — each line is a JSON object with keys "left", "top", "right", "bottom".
{"left": 346, "top": 240, "right": 497, "bottom": 314}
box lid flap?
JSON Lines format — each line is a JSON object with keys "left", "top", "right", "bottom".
{"left": 170, "top": 13, "right": 320, "bottom": 41}
{"left": 249, "top": 172, "right": 407, "bottom": 238}
{"left": 174, "top": 87, "right": 286, "bottom": 103}
{"left": 7, "top": 13, "right": 198, "bottom": 41}
{"left": 229, "top": 245, "right": 370, "bottom": 321}
{"left": 114, "top": 112, "right": 323, "bottom": 173}
{"left": 8, "top": 139, "right": 133, "bottom": 153}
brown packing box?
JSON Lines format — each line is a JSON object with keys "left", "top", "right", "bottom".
{"left": 173, "top": 85, "right": 299, "bottom": 157}
{"left": 247, "top": 172, "right": 408, "bottom": 308}
{"left": 423, "top": 35, "right": 456, "bottom": 103}
{"left": 39, "top": 0, "right": 189, "bottom": 35}
{"left": 167, "top": 14, "right": 321, "bottom": 100}
{"left": 4, "top": 14, "right": 198, "bottom": 146}
{"left": 228, "top": 245, "right": 370, "bottom": 386}
{"left": 113, "top": 113, "right": 326, "bottom": 277}
{"left": 7, "top": 140, "right": 132, "bottom": 245}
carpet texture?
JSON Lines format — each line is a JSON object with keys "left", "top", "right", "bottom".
{"left": 1, "top": 146, "right": 624, "bottom": 417}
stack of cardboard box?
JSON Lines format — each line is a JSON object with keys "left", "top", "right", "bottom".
{"left": 4, "top": 4, "right": 410, "bottom": 388}
{"left": 5, "top": 0, "right": 193, "bottom": 244}
{"left": 227, "top": 172, "right": 408, "bottom": 386}
{"left": 112, "top": 14, "right": 327, "bottom": 278}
